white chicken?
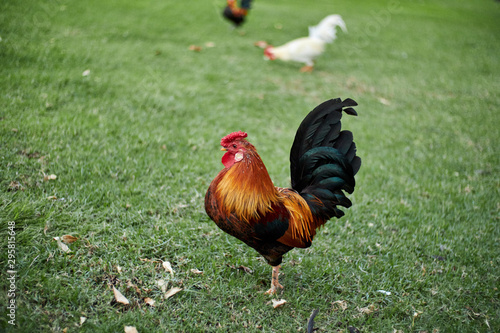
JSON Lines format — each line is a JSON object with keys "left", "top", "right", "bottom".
{"left": 263, "top": 15, "right": 347, "bottom": 72}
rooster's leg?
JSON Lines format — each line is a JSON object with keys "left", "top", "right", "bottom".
{"left": 300, "top": 65, "right": 314, "bottom": 72}
{"left": 265, "top": 265, "right": 284, "bottom": 295}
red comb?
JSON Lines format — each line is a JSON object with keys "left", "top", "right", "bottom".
{"left": 221, "top": 131, "right": 248, "bottom": 146}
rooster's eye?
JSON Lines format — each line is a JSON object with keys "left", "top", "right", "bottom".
{"left": 233, "top": 144, "right": 237, "bottom": 148}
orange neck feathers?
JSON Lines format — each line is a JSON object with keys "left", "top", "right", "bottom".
{"left": 216, "top": 149, "right": 279, "bottom": 222}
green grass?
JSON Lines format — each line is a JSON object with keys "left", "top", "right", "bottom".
{"left": 1, "top": 0, "right": 499, "bottom": 331}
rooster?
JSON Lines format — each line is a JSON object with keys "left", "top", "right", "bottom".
{"left": 205, "top": 98, "right": 361, "bottom": 294}
{"left": 264, "top": 15, "right": 347, "bottom": 72}
{"left": 223, "top": 0, "right": 253, "bottom": 27}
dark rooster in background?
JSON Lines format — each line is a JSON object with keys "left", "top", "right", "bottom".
{"left": 222, "top": 0, "right": 253, "bottom": 27}
{"left": 205, "top": 98, "right": 361, "bottom": 294}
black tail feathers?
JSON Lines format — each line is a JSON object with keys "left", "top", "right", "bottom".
{"left": 290, "top": 98, "right": 361, "bottom": 220}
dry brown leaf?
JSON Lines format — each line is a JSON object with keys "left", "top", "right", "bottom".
{"left": 156, "top": 279, "right": 168, "bottom": 293}
{"left": 272, "top": 299, "right": 287, "bottom": 308}
{"left": 204, "top": 42, "right": 215, "bottom": 48}
{"left": 113, "top": 286, "right": 130, "bottom": 305}
{"left": 332, "top": 300, "right": 348, "bottom": 312}
{"left": 53, "top": 237, "right": 71, "bottom": 253}
{"left": 61, "top": 235, "right": 78, "bottom": 243}
{"left": 44, "top": 174, "right": 57, "bottom": 181}
{"left": 8, "top": 181, "right": 23, "bottom": 191}
{"left": 227, "top": 264, "right": 253, "bottom": 274}
{"left": 358, "top": 304, "right": 377, "bottom": 315}
{"left": 164, "top": 287, "right": 182, "bottom": 299}
{"left": 378, "top": 97, "right": 391, "bottom": 105}
{"left": 465, "top": 306, "right": 481, "bottom": 317}
{"left": 163, "top": 261, "right": 174, "bottom": 275}
{"left": 190, "top": 268, "right": 203, "bottom": 275}
{"left": 47, "top": 195, "right": 58, "bottom": 200}
{"left": 144, "top": 297, "right": 155, "bottom": 307}
{"left": 413, "top": 310, "right": 423, "bottom": 318}
{"left": 188, "top": 45, "right": 202, "bottom": 52}
{"left": 412, "top": 310, "right": 423, "bottom": 327}
{"left": 116, "top": 265, "right": 123, "bottom": 273}
{"left": 126, "top": 281, "right": 141, "bottom": 295}
{"left": 80, "top": 317, "right": 87, "bottom": 325}
{"left": 238, "top": 265, "right": 253, "bottom": 274}
{"left": 124, "top": 326, "right": 138, "bottom": 333}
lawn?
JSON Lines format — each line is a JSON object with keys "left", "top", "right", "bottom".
{"left": 1, "top": 0, "right": 499, "bottom": 331}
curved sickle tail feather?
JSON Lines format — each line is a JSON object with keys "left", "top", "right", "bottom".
{"left": 290, "top": 98, "right": 361, "bottom": 221}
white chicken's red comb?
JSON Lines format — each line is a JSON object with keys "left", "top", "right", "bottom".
{"left": 221, "top": 131, "right": 248, "bottom": 146}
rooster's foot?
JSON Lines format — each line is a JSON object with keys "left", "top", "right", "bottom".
{"left": 300, "top": 65, "right": 314, "bottom": 72}
{"left": 265, "top": 282, "right": 284, "bottom": 295}
{"left": 265, "top": 265, "right": 283, "bottom": 295}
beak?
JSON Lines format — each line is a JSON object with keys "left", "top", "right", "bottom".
{"left": 221, "top": 147, "right": 227, "bottom": 151}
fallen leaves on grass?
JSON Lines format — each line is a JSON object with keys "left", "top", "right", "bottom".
{"left": 358, "top": 304, "right": 377, "bottom": 314}
{"left": 354, "top": 304, "right": 377, "bottom": 318}
{"left": 238, "top": 265, "right": 253, "bottom": 274}
{"left": 124, "top": 326, "right": 138, "bottom": 333}
{"left": 157, "top": 279, "right": 168, "bottom": 293}
{"left": 332, "top": 300, "right": 348, "bottom": 312}
{"left": 80, "top": 317, "right": 86, "bottom": 325}
{"left": 227, "top": 264, "right": 253, "bottom": 274}
{"left": 188, "top": 45, "right": 202, "bottom": 52}
{"left": 412, "top": 310, "right": 423, "bottom": 327}
{"left": 113, "top": 286, "right": 130, "bottom": 305}
{"left": 188, "top": 42, "right": 215, "bottom": 52}
{"left": 43, "top": 173, "right": 57, "bottom": 181}
{"left": 271, "top": 299, "right": 287, "bottom": 308}
{"left": 61, "top": 235, "right": 78, "bottom": 243}
{"left": 127, "top": 281, "right": 141, "bottom": 295}
{"left": 53, "top": 237, "right": 71, "bottom": 253}
{"left": 8, "top": 181, "right": 24, "bottom": 191}
{"left": 190, "top": 268, "right": 203, "bottom": 275}
{"left": 144, "top": 297, "right": 155, "bottom": 307}
{"left": 465, "top": 306, "right": 483, "bottom": 319}
{"left": 163, "top": 261, "right": 174, "bottom": 275}
{"left": 164, "top": 287, "right": 182, "bottom": 299}
{"left": 378, "top": 97, "right": 391, "bottom": 105}
{"left": 82, "top": 69, "right": 90, "bottom": 76}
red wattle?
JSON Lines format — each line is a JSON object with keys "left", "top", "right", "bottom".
{"left": 221, "top": 152, "right": 235, "bottom": 168}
